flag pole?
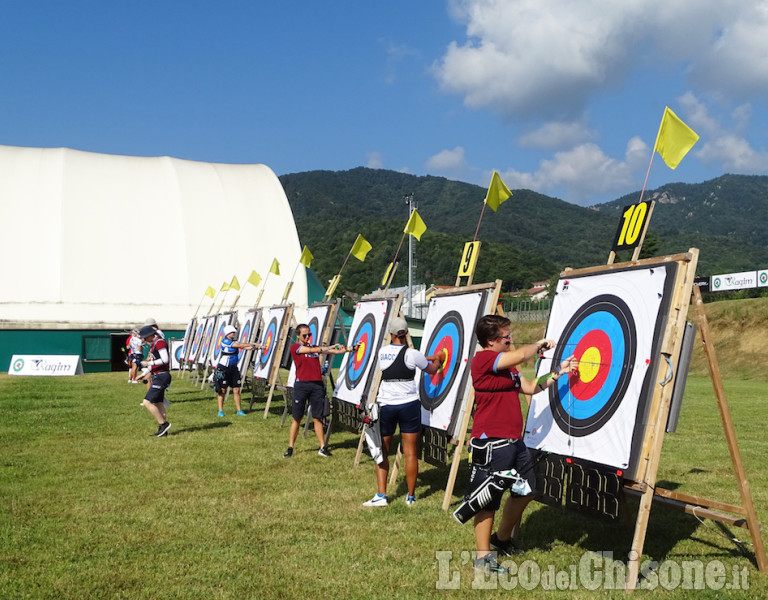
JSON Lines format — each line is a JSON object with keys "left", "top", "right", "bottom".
{"left": 638, "top": 115, "right": 665, "bottom": 204}
{"left": 473, "top": 202, "right": 488, "bottom": 242}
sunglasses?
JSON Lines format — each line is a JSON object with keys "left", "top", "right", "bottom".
{"left": 300, "top": 333, "right": 312, "bottom": 338}
{"left": 498, "top": 334, "right": 512, "bottom": 340}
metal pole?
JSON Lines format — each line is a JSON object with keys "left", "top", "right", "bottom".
{"left": 404, "top": 193, "right": 414, "bottom": 316}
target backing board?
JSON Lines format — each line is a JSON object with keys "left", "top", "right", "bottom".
{"left": 524, "top": 262, "right": 678, "bottom": 477}
{"left": 187, "top": 318, "right": 206, "bottom": 364}
{"left": 196, "top": 315, "right": 218, "bottom": 366}
{"left": 333, "top": 297, "right": 396, "bottom": 406}
{"left": 418, "top": 288, "right": 491, "bottom": 438}
{"left": 303, "top": 302, "right": 336, "bottom": 347}
{"left": 180, "top": 318, "right": 195, "bottom": 363}
{"left": 170, "top": 339, "right": 184, "bottom": 370}
{"left": 252, "top": 306, "right": 289, "bottom": 380}
{"left": 236, "top": 308, "right": 262, "bottom": 374}
{"left": 206, "top": 312, "right": 235, "bottom": 367}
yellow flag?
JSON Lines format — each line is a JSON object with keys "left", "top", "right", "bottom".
{"left": 229, "top": 276, "right": 240, "bottom": 291}
{"left": 205, "top": 286, "right": 216, "bottom": 299}
{"left": 654, "top": 106, "right": 700, "bottom": 169}
{"left": 270, "top": 258, "right": 280, "bottom": 275}
{"left": 350, "top": 234, "right": 372, "bottom": 262}
{"left": 299, "top": 246, "right": 314, "bottom": 268}
{"left": 404, "top": 209, "right": 427, "bottom": 241}
{"left": 220, "top": 281, "right": 230, "bottom": 292}
{"left": 247, "top": 270, "right": 262, "bottom": 287}
{"left": 484, "top": 170, "right": 512, "bottom": 212}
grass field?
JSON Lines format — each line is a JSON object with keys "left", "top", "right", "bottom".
{"left": 1, "top": 370, "right": 766, "bottom": 599}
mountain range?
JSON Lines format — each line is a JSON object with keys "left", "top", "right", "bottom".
{"left": 279, "top": 169, "right": 768, "bottom": 295}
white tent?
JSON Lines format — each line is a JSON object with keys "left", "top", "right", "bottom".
{"left": 0, "top": 145, "right": 306, "bottom": 329}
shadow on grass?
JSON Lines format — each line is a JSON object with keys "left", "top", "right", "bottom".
{"left": 170, "top": 421, "right": 232, "bottom": 435}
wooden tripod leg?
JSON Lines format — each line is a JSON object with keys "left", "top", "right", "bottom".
{"left": 389, "top": 442, "right": 402, "bottom": 487}
{"left": 262, "top": 381, "right": 277, "bottom": 419}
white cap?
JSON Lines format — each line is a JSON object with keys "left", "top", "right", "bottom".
{"left": 223, "top": 325, "right": 237, "bottom": 336}
{"left": 388, "top": 317, "right": 408, "bottom": 336}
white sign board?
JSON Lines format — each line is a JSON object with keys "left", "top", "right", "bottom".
{"left": 9, "top": 355, "right": 84, "bottom": 376}
{"left": 710, "top": 271, "right": 757, "bottom": 292}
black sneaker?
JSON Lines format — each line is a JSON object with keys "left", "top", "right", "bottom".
{"left": 283, "top": 447, "right": 294, "bottom": 458}
{"left": 318, "top": 446, "right": 333, "bottom": 457}
{"left": 474, "top": 553, "right": 507, "bottom": 574}
{"left": 155, "top": 422, "right": 171, "bottom": 437}
{"left": 490, "top": 532, "right": 519, "bottom": 556}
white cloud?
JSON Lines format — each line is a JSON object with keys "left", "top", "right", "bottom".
{"left": 500, "top": 137, "right": 649, "bottom": 205}
{"left": 366, "top": 152, "right": 384, "bottom": 169}
{"left": 680, "top": 92, "right": 768, "bottom": 172}
{"left": 435, "top": 0, "right": 755, "bottom": 118}
{"left": 518, "top": 120, "right": 593, "bottom": 149}
{"left": 426, "top": 146, "right": 467, "bottom": 172}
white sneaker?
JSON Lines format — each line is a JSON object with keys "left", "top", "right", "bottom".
{"left": 362, "top": 494, "right": 388, "bottom": 507}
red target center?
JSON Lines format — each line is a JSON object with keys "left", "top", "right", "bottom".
{"left": 570, "top": 329, "right": 612, "bottom": 401}
{"left": 428, "top": 336, "right": 454, "bottom": 386}
{"left": 352, "top": 332, "right": 370, "bottom": 369}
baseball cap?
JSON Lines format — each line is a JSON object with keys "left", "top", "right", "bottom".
{"left": 223, "top": 325, "right": 237, "bottom": 336}
{"left": 388, "top": 317, "right": 408, "bottom": 336}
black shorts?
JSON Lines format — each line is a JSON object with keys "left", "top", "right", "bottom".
{"left": 379, "top": 400, "right": 422, "bottom": 437}
{"left": 145, "top": 371, "right": 171, "bottom": 404}
{"left": 464, "top": 438, "right": 537, "bottom": 511}
{"left": 214, "top": 364, "right": 242, "bottom": 393}
{"left": 129, "top": 353, "right": 143, "bottom": 366}
{"left": 291, "top": 380, "right": 325, "bottom": 421}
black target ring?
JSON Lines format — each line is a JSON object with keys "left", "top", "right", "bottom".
{"left": 419, "top": 310, "right": 464, "bottom": 411}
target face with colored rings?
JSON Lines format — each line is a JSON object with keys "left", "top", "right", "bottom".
{"left": 174, "top": 344, "right": 184, "bottom": 363}
{"left": 345, "top": 313, "right": 376, "bottom": 389}
{"left": 238, "top": 320, "right": 252, "bottom": 358}
{"left": 307, "top": 316, "right": 320, "bottom": 346}
{"left": 419, "top": 310, "right": 464, "bottom": 411}
{"left": 549, "top": 294, "right": 636, "bottom": 437}
{"left": 200, "top": 322, "right": 215, "bottom": 359}
{"left": 212, "top": 325, "right": 226, "bottom": 360}
{"left": 258, "top": 318, "right": 278, "bottom": 367}
{"left": 191, "top": 324, "right": 204, "bottom": 356}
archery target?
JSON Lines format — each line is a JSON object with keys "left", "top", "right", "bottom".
{"left": 196, "top": 316, "right": 217, "bottom": 366}
{"left": 170, "top": 339, "right": 184, "bottom": 370}
{"left": 253, "top": 306, "right": 287, "bottom": 380}
{"left": 345, "top": 313, "right": 376, "bottom": 390}
{"left": 333, "top": 298, "right": 394, "bottom": 406}
{"left": 418, "top": 290, "right": 489, "bottom": 437}
{"left": 524, "top": 264, "right": 677, "bottom": 474}
{"left": 236, "top": 309, "right": 260, "bottom": 373}
{"left": 304, "top": 303, "right": 334, "bottom": 347}
{"left": 209, "top": 313, "right": 234, "bottom": 366}
{"left": 189, "top": 320, "right": 205, "bottom": 362}
{"left": 180, "top": 318, "right": 195, "bottom": 363}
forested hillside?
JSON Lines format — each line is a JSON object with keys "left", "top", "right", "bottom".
{"left": 279, "top": 169, "right": 768, "bottom": 295}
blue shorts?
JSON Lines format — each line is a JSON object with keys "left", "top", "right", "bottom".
{"left": 291, "top": 380, "right": 325, "bottom": 421}
{"left": 129, "top": 353, "right": 143, "bottom": 366}
{"left": 379, "top": 400, "right": 422, "bottom": 437}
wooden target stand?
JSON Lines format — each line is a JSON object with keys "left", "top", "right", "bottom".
{"left": 249, "top": 303, "right": 294, "bottom": 418}
{"left": 537, "top": 202, "right": 766, "bottom": 590}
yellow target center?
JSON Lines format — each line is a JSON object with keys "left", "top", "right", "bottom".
{"left": 356, "top": 343, "right": 366, "bottom": 361}
{"left": 579, "top": 347, "right": 601, "bottom": 383}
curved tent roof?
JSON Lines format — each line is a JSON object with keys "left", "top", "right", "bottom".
{"left": 0, "top": 145, "right": 306, "bottom": 329}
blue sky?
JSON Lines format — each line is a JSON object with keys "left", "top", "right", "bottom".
{"left": 2, "top": 1, "right": 768, "bottom": 206}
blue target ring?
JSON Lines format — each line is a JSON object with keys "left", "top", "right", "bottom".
{"left": 212, "top": 323, "right": 227, "bottom": 361}
{"left": 258, "top": 318, "right": 278, "bottom": 368}
{"left": 238, "top": 320, "right": 252, "bottom": 359}
{"left": 174, "top": 343, "right": 184, "bottom": 363}
{"left": 345, "top": 313, "right": 376, "bottom": 389}
{"left": 419, "top": 311, "right": 463, "bottom": 411}
{"left": 549, "top": 294, "right": 636, "bottom": 437}
{"left": 307, "top": 317, "right": 320, "bottom": 346}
